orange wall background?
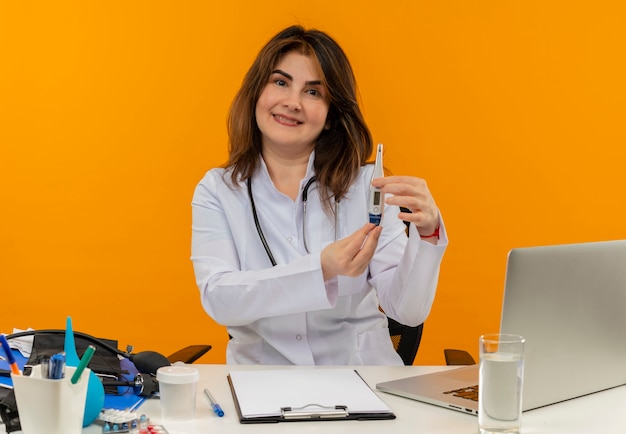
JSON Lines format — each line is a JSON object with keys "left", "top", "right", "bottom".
{"left": 1, "top": 1, "right": 625, "bottom": 365}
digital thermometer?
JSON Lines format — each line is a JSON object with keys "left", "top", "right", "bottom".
{"left": 368, "top": 143, "right": 384, "bottom": 225}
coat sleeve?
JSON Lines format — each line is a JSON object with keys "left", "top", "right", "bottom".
{"left": 369, "top": 213, "right": 448, "bottom": 327}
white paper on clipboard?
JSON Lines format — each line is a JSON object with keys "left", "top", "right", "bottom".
{"left": 228, "top": 368, "right": 394, "bottom": 421}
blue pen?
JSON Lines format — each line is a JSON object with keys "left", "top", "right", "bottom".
{"left": 49, "top": 352, "right": 66, "bottom": 379}
{"left": 204, "top": 387, "right": 224, "bottom": 417}
{"left": 0, "top": 334, "right": 20, "bottom": 376}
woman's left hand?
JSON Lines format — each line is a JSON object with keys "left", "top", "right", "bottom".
{"left": 371, "top": 175, "right": 440, "bottom": 238}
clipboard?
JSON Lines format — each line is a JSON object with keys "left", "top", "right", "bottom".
{"left": 227, "top": 368, "right": 396, "bottom": 423}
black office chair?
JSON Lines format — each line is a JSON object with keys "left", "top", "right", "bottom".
{"left": 388, "top": 317, "right": 424, "bottom": 365}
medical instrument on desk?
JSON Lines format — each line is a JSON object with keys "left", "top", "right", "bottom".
{"left": 4, "top": 329, "right": 171, "bottom": 376}
{"left": 204, "top": 387, "right": 225, "bottom": 417}
{"left": 100, "top": 372, "right": 160, "bottom": 397}
{"left": 247, "top": 176, "right": 338, "bottom": 265}
{"left": 368, "top": 143, "right": 384, "bottom": 226}
{"left": 2, "top": 329, "right": 173, "bottom": 399}
{"left": 0, "top": 334, "right": 21, "bottom": 376}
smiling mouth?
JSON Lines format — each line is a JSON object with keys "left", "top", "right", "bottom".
{"left": 273, "top": 114, "right": 302, "bottom": 126}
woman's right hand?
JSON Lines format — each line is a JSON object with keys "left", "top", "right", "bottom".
{"left": 321, "top": 223, "right": 382, "bottom": 280}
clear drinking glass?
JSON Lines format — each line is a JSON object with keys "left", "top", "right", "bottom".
{"left": 478, "top": 333, "right": 525, "bottom": 434}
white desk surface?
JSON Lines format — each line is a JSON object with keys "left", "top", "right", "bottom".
{"left": 6, "top": 364, "right": 626, "bottom": 433}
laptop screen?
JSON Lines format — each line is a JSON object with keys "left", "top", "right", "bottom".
{"left": 500, "top": 239, "right": 626, "bottom": 410}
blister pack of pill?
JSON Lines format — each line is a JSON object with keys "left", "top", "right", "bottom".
{"left": 98, "top": 410, "right": 169, "bottom": 433}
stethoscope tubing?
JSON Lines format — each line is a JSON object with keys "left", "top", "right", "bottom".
{"left": 247, "top": 176, "right": 337, "bottom": 266}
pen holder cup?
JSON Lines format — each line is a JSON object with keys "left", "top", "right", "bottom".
{"left": 11, "top": 365, "right": 90, "bottom": 434}
{"left": 157, "top": 365, "right": 199, "bottom": 421}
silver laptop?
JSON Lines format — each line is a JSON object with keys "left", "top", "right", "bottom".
{"left": 377, "top": 239, "right": 626, "bottom": 415}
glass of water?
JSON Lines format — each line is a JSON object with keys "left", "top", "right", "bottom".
{"left": 478, "top": 333, "right": 525, "bottom": 434}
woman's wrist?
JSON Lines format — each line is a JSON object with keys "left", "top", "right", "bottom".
{"left": 419, "top": 225, "right": 440, "bottom": 239}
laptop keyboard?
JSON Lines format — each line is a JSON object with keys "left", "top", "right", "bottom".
{"left": 443, "top": 385, "right": 479, "bottom": 402}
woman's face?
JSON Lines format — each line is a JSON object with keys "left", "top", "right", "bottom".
{"left": 255, "top": 51, "right": 329, "bottom": 155}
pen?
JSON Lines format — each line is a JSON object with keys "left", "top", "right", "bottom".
{"left": 49, "top": 352, "right": 66, "bottom": 379}
{"left": 71, "top": 344, "right": 96, "bottom": 385}
{"left": 204, "top": 387, "right": 224, "bottom": 417}
{"left": 0, "top": 334, "right": 20, "bottom": 376}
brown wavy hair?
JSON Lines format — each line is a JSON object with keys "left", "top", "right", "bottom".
{"left": 224, "top": 25, "right": 373, "bottom": 211}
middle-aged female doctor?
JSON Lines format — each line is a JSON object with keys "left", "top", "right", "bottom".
{"left": 191, "top": 25, "right": 448, "bottom": 365}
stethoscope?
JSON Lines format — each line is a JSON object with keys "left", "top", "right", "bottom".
{"left": 247, "top": 176, "right": 338, "bottom": 266}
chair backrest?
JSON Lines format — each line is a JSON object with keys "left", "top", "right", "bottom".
{"left": 443, "top": 348, "right": 476, "bottom": 365}
{"left": 387, "top": 317, "right": 424, "bottom": 365}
